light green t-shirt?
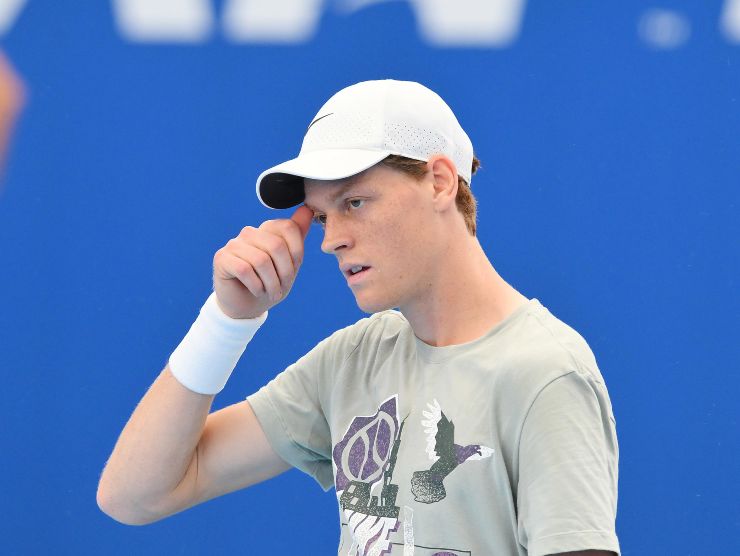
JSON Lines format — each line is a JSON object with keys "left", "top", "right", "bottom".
{"left": 248, "top": 298, "right": 620, "bottom": 556}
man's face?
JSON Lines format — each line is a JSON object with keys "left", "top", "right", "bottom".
{"left": 304, "top": 163, "right": 441, "bottom": 314}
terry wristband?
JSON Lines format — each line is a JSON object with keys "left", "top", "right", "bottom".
{"left": 168, "top": 292, "right": 268, "bottom": 395}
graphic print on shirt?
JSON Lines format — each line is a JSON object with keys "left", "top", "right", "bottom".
{"left": 333, "top": 395, "right": 406, "bottom": 556}
{"left": 333, "top": 396, "right": 491, "bottom": 555}
{"left": 410, "top": 399, "right": 494, "bottom": 504}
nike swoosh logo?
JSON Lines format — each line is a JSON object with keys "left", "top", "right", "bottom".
{"left": 306, "top": 112, "right": 334, "bottom": 133}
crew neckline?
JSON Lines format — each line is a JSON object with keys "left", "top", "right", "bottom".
{"left": 413, "top": 298, "right": 541, "bottom": 363}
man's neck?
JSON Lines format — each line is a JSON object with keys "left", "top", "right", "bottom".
{"left": 401, "top": 238, "right": 528, "bottom": 348}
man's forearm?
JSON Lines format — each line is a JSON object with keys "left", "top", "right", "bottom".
{"left": 98, "top": 208, "right": 310, "bottom": 524}
{"left": 97, "top": 365, "right": 213, "bottom": 525}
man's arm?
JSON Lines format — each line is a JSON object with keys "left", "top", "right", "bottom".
{"left": 97, "top": 367, "right": 290, "bottom": 524}
{"left": 518, "top": 372, "right": 620, "bottom": 556}
{"left": 97, "top": 206, "right": 314, "bottom": 524}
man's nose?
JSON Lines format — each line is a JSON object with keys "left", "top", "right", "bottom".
{"left": 321, "top": 217, "right": 353, "bottom": 254}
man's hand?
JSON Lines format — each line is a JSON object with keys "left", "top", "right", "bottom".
{"left": 213, "top": 205, "right": 313, "bottom": 319}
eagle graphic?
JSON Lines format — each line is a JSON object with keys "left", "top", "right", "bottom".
{"left": 411, "top": 399, "right": 494, "bottom": 504}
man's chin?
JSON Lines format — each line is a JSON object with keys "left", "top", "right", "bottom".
{"left": 353, "top": 294, "right": 396, "bottom": 315}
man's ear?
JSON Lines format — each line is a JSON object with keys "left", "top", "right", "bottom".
{"left": 428, "top": 155, "right": 458, "bottom": 212}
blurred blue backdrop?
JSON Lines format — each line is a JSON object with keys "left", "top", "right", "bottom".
{"left": 1, "top": 1, "right": 738, "bottom": 554}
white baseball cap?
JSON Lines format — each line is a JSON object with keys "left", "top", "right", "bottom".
{"left": 256, "top": 79, "right": 474, "bottom": 209}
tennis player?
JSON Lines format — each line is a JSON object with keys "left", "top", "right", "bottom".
{"left": 98, "top": 80, "right": 620, "bottom": 556}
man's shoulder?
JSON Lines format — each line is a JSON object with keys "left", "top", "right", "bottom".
{"left": 532, "top": 301, "right": 599, "bottom": 371}
{"left": 481, "top": 300, "right": 613, "bottom": 424}
{"left": 498, "top": 299, "right": 604, "bottom": 385}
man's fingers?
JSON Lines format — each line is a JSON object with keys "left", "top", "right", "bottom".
{"left": 238, "top": 244, "right": 283, "bottom": 300}
{"left": 216, "top": 239, "right": 283, "bottom": 301}
{"left": 290, "top": 205, "right": 313, "bottom": 240}
{"left": 213, "top": 211, "right": 311, "bottom": 317}
{"left": 216, "top": 252, "right": 265, "bottom": 298}
{"left": 258, "top": 219, "right": 305, "bottom": 270}
{"left": 238, "top": 230, "right": 295, "bottom": 292}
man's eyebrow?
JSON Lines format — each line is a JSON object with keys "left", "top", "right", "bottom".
{"left": 304, "top": 181, "right": 361, "bottom": 212}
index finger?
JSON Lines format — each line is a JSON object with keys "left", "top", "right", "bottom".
{"left": 259, "top": 217, "right": 306, "bottom": 270}
{"left": 290, "top": 204, "right": 313, "bottom": 239}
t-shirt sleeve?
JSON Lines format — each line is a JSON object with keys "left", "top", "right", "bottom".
{"left": 516, "top": 369, "right": 620, "bottom": 556}
{"left": 246, "top": 319, "right": 369, "bottom": 492}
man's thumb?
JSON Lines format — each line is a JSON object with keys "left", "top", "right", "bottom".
{"left": 291, "top": 204, "right": 313, "bottom": 240}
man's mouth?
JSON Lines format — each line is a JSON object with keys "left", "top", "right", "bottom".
{"left": 341, "top": 264, "right": 371, "bottom": 282}
{"left": 339, "top": 263, "right": 370, "bottom": 278}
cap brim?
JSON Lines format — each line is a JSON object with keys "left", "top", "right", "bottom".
{"left": 256, "top": 148, "right": 390, "bottom": 209}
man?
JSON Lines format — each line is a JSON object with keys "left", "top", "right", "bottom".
{"left": 98, "top": 80, "right": 620, "bottom": 556}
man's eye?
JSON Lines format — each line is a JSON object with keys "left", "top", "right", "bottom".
{"left": 348, "top": 199, "right": 364, "bottom": 209}
{"left": 313, "top": 214, "right": 327, "bottom": 226}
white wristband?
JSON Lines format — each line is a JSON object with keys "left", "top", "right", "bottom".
{"left": 168, "top": 293, "right": 268, "bottom": 395}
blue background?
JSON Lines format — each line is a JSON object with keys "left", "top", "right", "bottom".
{"left": 1, "top": 1, "right": 738, "bottom": 554}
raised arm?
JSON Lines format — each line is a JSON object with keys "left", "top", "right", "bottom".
{"left": 97, "top": 206, "right": 314, "bottom": 525}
